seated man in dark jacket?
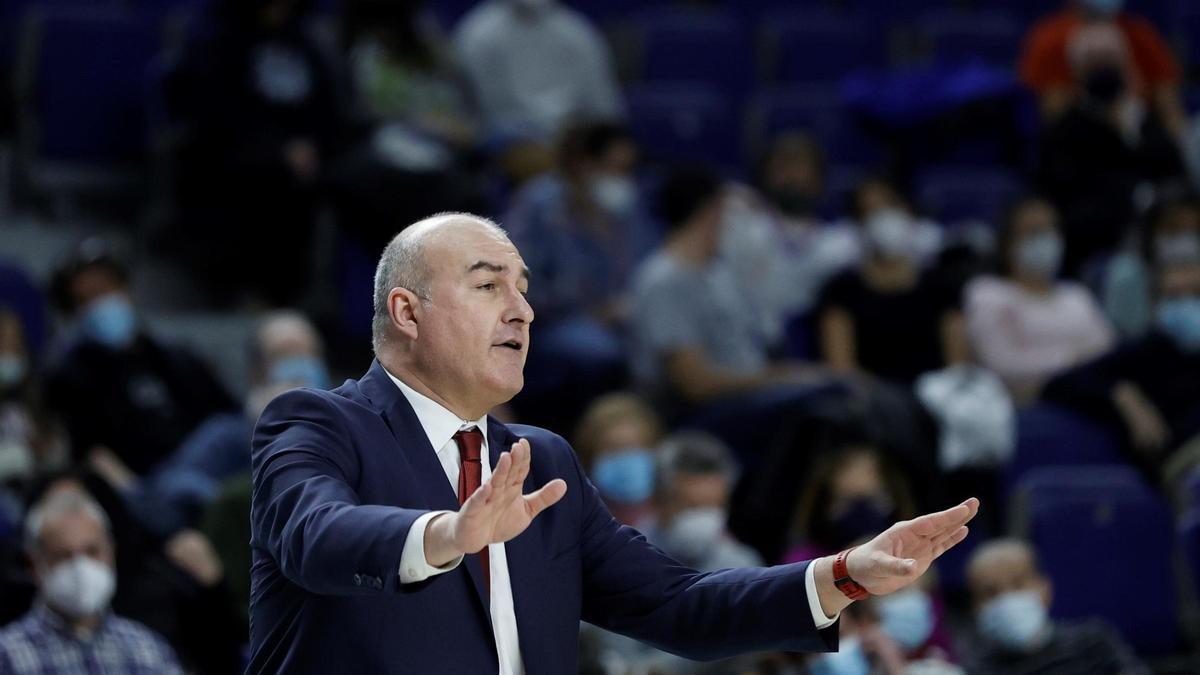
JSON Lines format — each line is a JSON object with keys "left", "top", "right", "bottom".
{"left": 45, "top": 239, "right": 238, "bottom": 478}
{"left": 1043, "top": 260, "right": 1200, "bottom": 480}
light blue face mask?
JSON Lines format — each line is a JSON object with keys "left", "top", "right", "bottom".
{"left": 269, "top": 355, "right": 331, "bottom": 389}
{"left": 0, "top": 355, "right": 26, "bottom": 389}
{"left": 977, "top": 590, "right": 1048, "bottom": 652}
{"left": 808, "top": 636, "right": 870, "bottom": 675}
{"left": 80, "top": 294, "right": 136, "bottom": 350}
{"left": 877, "top": 588, "right": 935, "bottom": 652}
{"left": 591, "top": 448, "right": 655, "bottom": 503}
{"left": 1157, "top": 296, "right": 1200, "bottom": 353}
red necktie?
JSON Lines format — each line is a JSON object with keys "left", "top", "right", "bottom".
{"left": 453, "top": 428, "right": 489, "bottom": 595}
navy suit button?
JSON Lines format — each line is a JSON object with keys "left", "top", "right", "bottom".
{"left": 353, "top": 574, "right": 362, "bottom": 586}
{"left": 373, "top": 577, "right": 383, "bottom": 589}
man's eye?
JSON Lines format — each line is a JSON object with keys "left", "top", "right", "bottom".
{"left": 478, "top": 283, "right": 495, "bottom": 291}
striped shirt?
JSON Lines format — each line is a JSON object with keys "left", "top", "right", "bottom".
{"left": 0, "top": 603, "right": 181, "bottom": 675}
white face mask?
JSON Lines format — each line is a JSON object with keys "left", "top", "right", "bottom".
{"left": 588, "top": 174, "right": 638, "bottom": 217}
{"left": 663, "top": 506, "right": 727, "bottom": 566}
{"left": 1015, "top": 232, "right": 1063, "bottom": 280}
{"left": 865, "top": 208, "right": 914, "bottom": 259}
{"left": 41, "top": 556, "right": 116, "bottom": 619}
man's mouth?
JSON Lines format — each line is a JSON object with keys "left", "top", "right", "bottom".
{"left": 493, "top": 340, "right": 523, "bottom": 351}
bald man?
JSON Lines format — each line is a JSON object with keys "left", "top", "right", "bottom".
{"left": 246, "top": 213, "right": 979, "bottom": 674}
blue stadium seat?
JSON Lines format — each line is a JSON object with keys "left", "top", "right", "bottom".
{"left": 915, "top": 165, "right": 1025, "bottom": 226}
{"left": 748, "top": 86, "right": 886, "bottom": 171}
{"left": 921, "top": 10, "right": 1021, "bottom": 67}
{"left": 624, "top": 83, "right": 741, "bottom": 173}
{"left": 1003, "top": 403, "right": 1127, "bottom": 494}
{"left": 1179, "top": 508, "right": 1200, "bottom": 607}
{"left": 633, "top": 7, "right": 753, "bottom": 100}
{"left": 1013, "top": 466, "right": 1180, "bottom": 654}
{"left": 763, "top": 9, "right": 889, "bottom": 84}
{"left": 15, "top": 7, "right": 160, "bottom": 196}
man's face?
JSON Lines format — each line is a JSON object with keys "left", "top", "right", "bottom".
{"left": 410, "top": 223, "right": 534, "bottom": 414}
{"left": 660, "top": 472, "right": 728, "bottom": 524}
{"left": 969, "top": 547, "right": 1050, "bottom": 612}
{"left": 34, "top": 512, "right": 114, "bottom": 584}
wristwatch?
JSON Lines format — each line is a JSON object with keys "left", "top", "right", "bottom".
{"left": 833, "top": 547, "right": 870, "bottom": 601}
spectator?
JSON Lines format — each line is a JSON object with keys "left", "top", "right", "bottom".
{"left": 1019, "top": 0, "right": 1184, "bottom": 137}
{"left": 1100, "top": 194, "right": 1200, "bottom": 338}
{"left": 805, "top": 597, "right": 963, "bottom": 675}
{"left": 453, "top": 0, "right": 622, "bottom": 143}
{"left": 650, "top": 431, "right": 760, "bottom": 571}
{"left": 505, "top": 121, "right": 657, "bottom": 426}
{"left": 19, "top": 471, "right": 243, "bottom": 675}
{"left": 1033, "top": 19, "right": 1185, "bottom": 275}
{"left": 101, "top": 310, "right": 327, "bottom": 538}
{"left": 0, "top": 491, "right": 182, "bottom": 674}
{"left": 719, "top": 135, "right": 859, "bottom": 348}
{"left": 572, "top": 392, "right": 662, "bottom": 529}
{"left": 0, "top": 309, "right": 65, "bottom": 488}
{"left": 628, "top": 167, "right": 824, "bottom": 419}
{"left": 169, "top": 0, "right": 351, "bottom": 305}
{"left": 784, "top": 447, "right": 917, "bottom": 564}
{"left": 963, "top": 538, "right": 1147, "bottom": 675}
{"left": 45, "top": 240, "right": 239, "bottom": 477}
{"left": 965, "top": 197, "right": 1114, "bottom": 405}
{"left": 336, "top": 0, "right": 487, "bottom": 254}
{"left": 816, "top": 179, "right": 967, "bottom": 386}
{"left": 1043, "top": 261, "right": 1200, "bottom": 480}
{"left": 342, "top": 0, "right": 476, "bottom": 151}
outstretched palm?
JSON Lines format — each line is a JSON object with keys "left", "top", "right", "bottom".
{"left": 450, "top": 438, "right": 567, "bottom": 554}
{"left": 848, "top": 498, "right": 979, "bottom": 596}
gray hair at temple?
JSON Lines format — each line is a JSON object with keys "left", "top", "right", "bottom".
{"left": 24, "top": 491, "right": 112, "bottom": 559}
{"left": 371, "top": 212, "right": 509, "bottom": 355}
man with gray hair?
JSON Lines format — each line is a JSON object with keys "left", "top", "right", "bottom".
{"left": 248, "top": 211, "right": 980, "bottom": 674}
{"left": 0, "top": 490, "right": 181, "bottom": 674}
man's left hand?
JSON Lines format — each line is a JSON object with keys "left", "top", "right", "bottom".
{"left": 815, "top": 498, "right": 979, "bottom": 617}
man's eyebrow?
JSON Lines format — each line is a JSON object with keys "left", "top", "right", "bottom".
{"left": 467, "top": 260, "right": 531, "bottom": 280}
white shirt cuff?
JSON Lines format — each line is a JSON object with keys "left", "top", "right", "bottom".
{"left": 806, "top": 561, "right": 840, "bottom": 630}
{"left": 398, "top": 511, "right": 463, "bottom": 583}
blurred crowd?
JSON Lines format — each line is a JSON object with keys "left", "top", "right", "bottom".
{"left": 2, "top": 0, "right": 1200, "bottom": 673}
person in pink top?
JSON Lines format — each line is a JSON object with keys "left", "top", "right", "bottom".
{"left": 965, "top": 197, "right": 1115, "bottom": 405}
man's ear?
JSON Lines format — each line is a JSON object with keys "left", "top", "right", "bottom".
{"left": 389, "top": 287, "right": 423, "bottom": 341}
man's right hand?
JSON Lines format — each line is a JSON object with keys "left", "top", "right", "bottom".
{"left": 424, "top": 438, "right": 567, "bottom": 567}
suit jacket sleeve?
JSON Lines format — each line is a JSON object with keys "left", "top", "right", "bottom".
{"left": 251, "top": 388, "right": 425, "bottom": 595}
{"left": 559, "top": 436, "right": 838, "bottom": 660}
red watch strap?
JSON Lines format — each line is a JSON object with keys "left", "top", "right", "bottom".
{"left": 833, "top": 547, "right": 870, "bottom": 601}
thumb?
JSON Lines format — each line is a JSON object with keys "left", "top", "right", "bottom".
{"left": 524, "top": 479, "right": 567, "bottom": 517}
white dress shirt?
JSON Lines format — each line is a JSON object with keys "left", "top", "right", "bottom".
{"left": 385, "top": 370, "right": 524, "bottom": 675}
{"left": 385, "top": 369, "right": 837, "bottom": 674}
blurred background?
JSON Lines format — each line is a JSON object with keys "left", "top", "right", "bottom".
{"left": 2, "top": 0, "right": 1200, "bottom": 673}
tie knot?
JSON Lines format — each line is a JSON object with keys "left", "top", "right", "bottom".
{"left": 453, "top": 428, "right": 483, "bottom": 463}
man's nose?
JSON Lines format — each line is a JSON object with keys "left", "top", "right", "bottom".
{"left": 506, "top": 289, "right": 534, "bottom": 325}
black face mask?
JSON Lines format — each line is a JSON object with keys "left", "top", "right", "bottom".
{"left": 1083, "top": 65, "right": 1125, "bottom": 106}
{"left": 811, "top": 497, "right": 895, "bottom": 550}
{"left": 768, "top": 187, "right": 820, "bottom": 219}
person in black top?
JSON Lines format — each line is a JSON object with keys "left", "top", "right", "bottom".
{"left": 1043, "top": 259, "right": 1200, "bottom": 480}
{"left": 816, "top": 179, "right": 968, "bottom": 386}
{"left": 45, "top": 239, "right": 238, "bottom": 478}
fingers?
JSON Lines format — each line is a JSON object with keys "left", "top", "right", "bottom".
{"left": 931, "top": 525, "right": 969, "bottom": 559}
{"left": 524, "top": 479, "right": 568, "bottom": 517}
{"left": 509, "top": 439, "right": 531, "bottom": 488}
{"left": 874, "top": 552, "right": 917, "bottom": 577}
{"left": 907, "top": 498, "right": 979, "bottom": 537}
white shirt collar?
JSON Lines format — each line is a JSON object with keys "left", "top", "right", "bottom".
{"left": 382, "top": 366, "right": 489, "bottom": 456}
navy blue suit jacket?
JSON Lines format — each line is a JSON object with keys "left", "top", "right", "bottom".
{"left": 247, "top": 360, "right": 838, "bottom": 674}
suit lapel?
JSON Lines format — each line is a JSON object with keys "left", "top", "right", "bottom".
{"left": 357, "top": 360, "right": 491, "bottom": 614}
